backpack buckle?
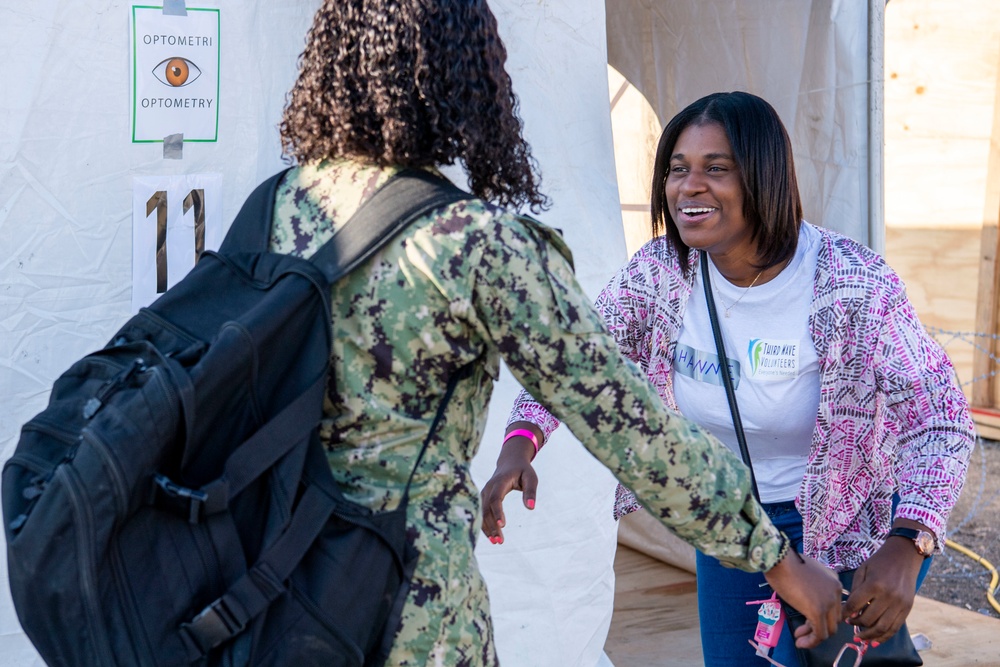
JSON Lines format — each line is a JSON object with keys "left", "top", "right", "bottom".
{"left": 180, "top": 597, "right": 244, "bottom": 654}
{"left": 150, "top": 474, "right": 207, "bottom": 524}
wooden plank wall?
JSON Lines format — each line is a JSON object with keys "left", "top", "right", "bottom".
{"left": 883, "top": 1, "right": 1000, "bottom": 407}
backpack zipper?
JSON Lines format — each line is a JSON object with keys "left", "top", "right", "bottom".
{"left": 59, "top": 463, "right": 118, "bottom": 666}
{"left": 5, "top": 441, "right": 79, "bottom": 535}
{"left": 108, "top": 540, "right": 156, "bottom": 665}
{"left": 80, "top": 430, "right": 128, "bottom": 519}
{"left": 20, "top": 418, "right": 80, "bottom": 443}
{"left": 77, "top": 362, "right": 176, "bottom": 521}
{"left": 83, "top": 358, "right": 147, "bottom": 420}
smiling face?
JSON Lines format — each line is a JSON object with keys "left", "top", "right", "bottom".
{"left": 665, "top": 121, "right": 756, "bottom": 262}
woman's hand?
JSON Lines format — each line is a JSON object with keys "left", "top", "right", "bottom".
{"left": 763, "top": 548, "right": 843, "bottom": 648}
{"left": 479, "top": 425, "right": 541, "bottom": 544}
{"left": 840, "top": 520, "right": 928, "bottom": 643}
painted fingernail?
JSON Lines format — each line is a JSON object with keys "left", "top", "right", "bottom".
{"left": 526, "top": 499, "right": 535, "bottom": 509}
{"left": 871, "top": 641, "right": 880, "bottom": 648}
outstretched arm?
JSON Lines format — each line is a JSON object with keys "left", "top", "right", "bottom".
{"left": 480, "top": 421, "right": 542, "bottom": 544}
{"left": 469, "top": 216, "right": 842, "bottom": 641}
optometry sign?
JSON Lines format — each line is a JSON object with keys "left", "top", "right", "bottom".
{"left": 130, "top": 5, "right": 220, "bottom": 142}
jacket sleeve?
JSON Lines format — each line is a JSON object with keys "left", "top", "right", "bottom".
{"left": 472, "top": 214, "right": 782, "bottom": 572}
{"left": 506, "top": 249, "right": 653, "bottom": 445}
{"left": 875, "top": 284, "right": 975, "bottom": 546}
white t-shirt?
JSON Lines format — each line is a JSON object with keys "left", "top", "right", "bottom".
{"left": 673, "top": 223, "right": 821, "bottom": 503}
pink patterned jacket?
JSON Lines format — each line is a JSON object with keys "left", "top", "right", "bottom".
{"left": 509, "top": 224, "right": 975, "bottom": 570}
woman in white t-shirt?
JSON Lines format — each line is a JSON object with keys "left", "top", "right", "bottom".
{"left": 480, "top": 91, "right": 974, "bottom": 665}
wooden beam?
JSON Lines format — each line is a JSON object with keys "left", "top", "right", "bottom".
{"left": 972, "top": 48, "right": 1000, "bottom": 408}
{"left": 973, "top": 225, "right": 1000, "bottom": 408}
{"left": 971, "top": 406, "right": 1000, "bottom": 441}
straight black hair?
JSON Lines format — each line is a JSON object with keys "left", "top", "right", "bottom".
{"left": 650, "top": 91, "right": 803, "bottom": 270}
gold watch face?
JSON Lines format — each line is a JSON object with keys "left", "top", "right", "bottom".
{"left": 914, "top": 532, "right": 935, "bottom": 556}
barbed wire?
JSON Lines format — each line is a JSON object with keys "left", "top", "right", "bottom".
{"left": 926, "top": 325, "right": 1000, "bottom": 388}
{"left": 921, "top": 327, "right": 999, "bottom": 613}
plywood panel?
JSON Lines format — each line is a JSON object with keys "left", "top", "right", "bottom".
{"left": 884, "top": 1, "right": 1000, "bottom": 409}
{"left": 908, "top": 596, "right": 1000, "bottom": 665}
{"left": 972, "top": 225, "right": 1000, "bottom": 407}
{"left": 970, "top": 406, "right": 1000, "bottom": 441}
{"left": 885, "top": 226, "right": 982, "bottom": 402}
{"left": 884, "top": 1, "right": 1000, "bottom": 231}
{"left": 606, "top": 545, "right": 702, "bottom": 665}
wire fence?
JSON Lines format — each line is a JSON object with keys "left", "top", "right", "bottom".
{"left": 923, "top": 326, "right": 1000, "bottom": 617}
{"left": 926, "top": 325, "right": 1000, "bottom": 390}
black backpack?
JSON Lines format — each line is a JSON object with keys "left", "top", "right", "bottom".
{"left": 2, "top": 168, "right": 470, "bottom": 666}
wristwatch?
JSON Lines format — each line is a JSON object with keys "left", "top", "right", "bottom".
{"left": 887, "top": 527, "right": 935, "bottom": 556}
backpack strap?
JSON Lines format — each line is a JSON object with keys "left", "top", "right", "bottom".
{"left": 217, "top": 169, "right": 292, "bottom": 255}
{"left": 218, "top": 166, "right": 470, "bottom": 281}
{"left": 179, "top": 362, "right": 474, "bottom": 658}
{"left": 401, "top": 362, "right": 474, "bottom": 503}
{"left": 186, "top": 169, "right": 470, "bottom": 510}
{"left": 308, "top": 168, "right": 470, "bottom": 284}
{"left": 160, "top": 370, "right": 328, "bottom": 520}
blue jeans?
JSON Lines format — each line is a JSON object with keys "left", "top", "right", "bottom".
{"left": 695, "top": 500, "right": 933, "bottom": 666}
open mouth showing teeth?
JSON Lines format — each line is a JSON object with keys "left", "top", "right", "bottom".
{"left": 681, "top": 207, "right": 715, "bottom": 215}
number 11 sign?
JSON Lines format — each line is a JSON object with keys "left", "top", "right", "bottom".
{"left": 132, "top": 173, "right": 223, "bottom": 312}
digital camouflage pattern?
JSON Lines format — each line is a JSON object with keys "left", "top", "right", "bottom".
{"left": 269, "top": 158, "right": 783, "bottom": 666}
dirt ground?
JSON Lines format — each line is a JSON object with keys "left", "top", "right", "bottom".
{"left": 917, "top": 436, "right": 1000, "bottom": 619}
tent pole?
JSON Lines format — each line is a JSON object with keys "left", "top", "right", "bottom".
{"left": 868, "top": 0, "right": 886, "bottom": 254}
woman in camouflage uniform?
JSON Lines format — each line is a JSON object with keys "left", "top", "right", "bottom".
{"left": 274, "top": 2, "right": 842, "bottom": 665}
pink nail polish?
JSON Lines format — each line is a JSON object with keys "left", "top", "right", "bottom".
{"left": 526, "top": 499, "right": 535, "bottom": 510}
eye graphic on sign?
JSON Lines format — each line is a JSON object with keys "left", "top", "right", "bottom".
{"left": 152, "top": 57, "right": 202, "bottom": 87}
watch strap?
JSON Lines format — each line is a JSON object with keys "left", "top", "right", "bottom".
{"left": 888, "top": 526, "right": 935, "bottom": 556}
{"left": 888, "top": 527, "right": 920, "bottom": 540}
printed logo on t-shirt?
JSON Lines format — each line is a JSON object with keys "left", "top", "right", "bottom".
{"left": 672, "top": 343, "right": 740, "bottom": 388}
{"left": 746, "top": 339, "right": 799, "bottom": 381}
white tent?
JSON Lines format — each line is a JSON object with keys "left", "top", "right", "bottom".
{"left": 0, "top": 1, "right": 879, "bottom": 665}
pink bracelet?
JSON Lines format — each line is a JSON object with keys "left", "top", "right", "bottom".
{"left": 503, "top": 428, "right": 540, "bottom": 458}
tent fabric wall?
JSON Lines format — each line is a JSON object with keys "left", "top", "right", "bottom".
{"left": 607, "top": 0, "right": 875, "bottom": 246}
{"left": 0, "top": 1, "right": 626, "bottom": 665}
{"left": 0, "top": 3, "right": 319, "bottom": 661}
{"left": 0, "top": 2, "right": 875, "bottom": 666}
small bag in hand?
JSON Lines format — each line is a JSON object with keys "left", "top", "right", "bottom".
{"left": 782, "top": 570, "right": 922, "bottom": 666}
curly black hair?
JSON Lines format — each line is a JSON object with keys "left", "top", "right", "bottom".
{"left": 280, "top": 0, "right": 549, "bottom": 211}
